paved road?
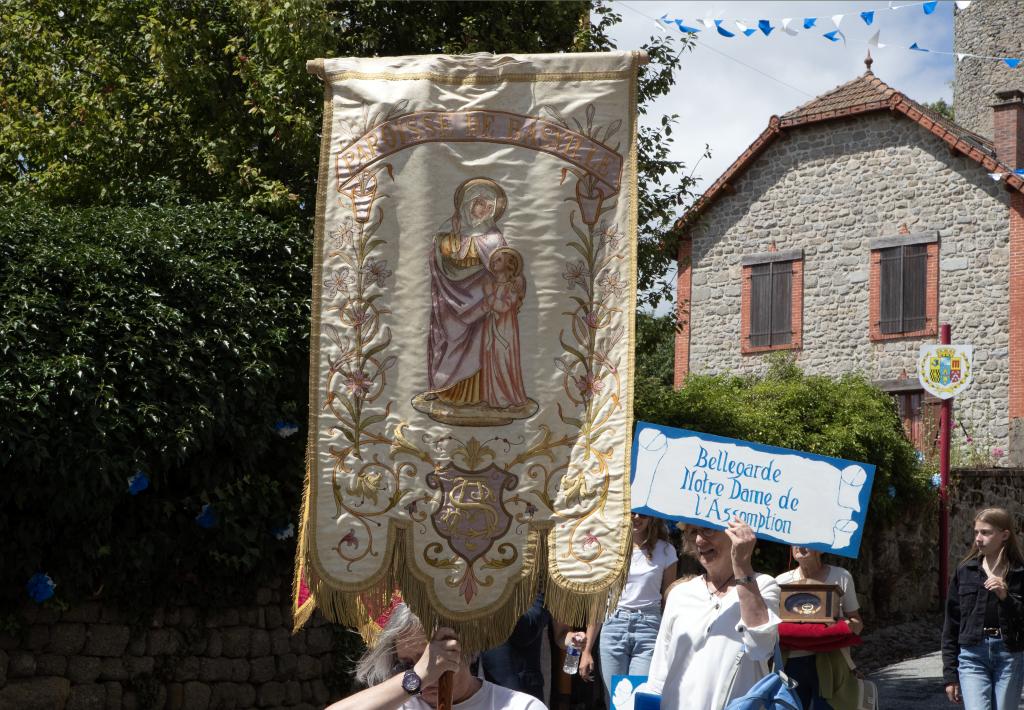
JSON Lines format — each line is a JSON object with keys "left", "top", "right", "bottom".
{"left": 871, "top": 650, "right": 950, "bottom": 709}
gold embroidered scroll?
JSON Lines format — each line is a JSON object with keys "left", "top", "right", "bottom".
{"left": 294, "top": 51, "right": 641, "bottom": 652}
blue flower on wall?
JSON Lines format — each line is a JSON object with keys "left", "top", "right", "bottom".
{"left": 195, "top": 503, "right": 219, "bottom": 529}
{"left": 273, "top": 523, "right": 295, "bottom": 541}
{"left": 127, "top": 471, "right": 150, "bottom": 496}
{"left": 930, "top": 474, "right": 942, "bottom": 488}
{"left": 915, "top": 451, "right": 926, "bottom": 464}
{"left": 273, "top": 421, "right": 299, "bottom": 438}
{"left": 27, "top": 573, "right": 56, "bottom": 603}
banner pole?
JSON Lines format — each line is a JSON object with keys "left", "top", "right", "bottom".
{"left": 939, "top": 323, "right": 952, "bottom": 604}
{"left": 437, "top": 670, "right": 454, "bottom": 710}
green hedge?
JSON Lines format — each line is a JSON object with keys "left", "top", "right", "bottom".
{"left": 0, "top": 197, "right": 310, "bottom": 609}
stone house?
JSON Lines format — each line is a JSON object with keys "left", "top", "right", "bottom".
{"left": 672, "top": 14, "right": 1024, "bottom": 464}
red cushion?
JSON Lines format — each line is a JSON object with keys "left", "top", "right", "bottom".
{"left": 778, "top": 620, "right": 863, "bottom": 651}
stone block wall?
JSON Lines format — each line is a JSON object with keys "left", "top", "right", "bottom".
{"left": 684, "top": 111, "right": 1012, "bottom": 459}
{"left": 948, "top": 467, "right": 1024, "bottom": 573}
{"left": 953, "top": 0, "right": 1024, "bottom": 142}
{"left": 0, "top": 578, "right": 352, "bottom": 710}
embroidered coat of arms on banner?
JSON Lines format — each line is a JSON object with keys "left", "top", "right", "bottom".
{"left": 294, "top": 51, "right": 640, "bottom": 651}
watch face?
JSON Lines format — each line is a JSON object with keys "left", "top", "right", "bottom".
{"left": 402, "top": 669, "right": 422, "bottom": 694}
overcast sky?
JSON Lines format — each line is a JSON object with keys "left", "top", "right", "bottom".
{"left": 607, "top": 1, "right": 959, "bottom": 309}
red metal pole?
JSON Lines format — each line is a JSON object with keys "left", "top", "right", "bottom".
{"left": 939, "top": 323, "right": 951, "bottom": 604}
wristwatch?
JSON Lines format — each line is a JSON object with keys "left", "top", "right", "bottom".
{"left": 736, "top": 574, "right": 757, "bottom": 585}
{"left": 401, "top": 668, "right": 423, "bottom": 695}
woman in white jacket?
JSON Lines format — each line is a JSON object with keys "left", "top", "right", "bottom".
{"left": 640, "top": 517, "right": 780, "bottom": 709}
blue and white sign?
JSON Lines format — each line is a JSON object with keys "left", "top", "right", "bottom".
{"left": 610, "top": 675, "right": 653, "bottom": 710}
{"left": 630, "top": 422, "right": 876, "bottom": 558}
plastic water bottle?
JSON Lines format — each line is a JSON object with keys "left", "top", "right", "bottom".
{"left": 562, "top": 641, "right": 581, "bottom": 675}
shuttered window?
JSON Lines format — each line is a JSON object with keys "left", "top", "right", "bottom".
{"left": 749, "top": 261, "right": 792, "bottom": 347}
{"left": 879, "top": 245, "right": 927, "bottom": 334}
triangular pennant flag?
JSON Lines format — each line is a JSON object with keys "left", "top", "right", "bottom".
{"left": 989, "top": 173, "right": 1005, "bottom": 181}
{"left": 955, "top": 1, "right": 972, "bottom": 8}
{"left": 660, "top": 14, "right": 671, "bottom": 24}
{"left": 735, "top": 21, "right": 757, "bottom": 37}
{"left": 824, "top": 30, "right": 845, "bottom": 43}
{"left": 701, "top": 17, "right": 715, "bottom": 29}
{"left": 803, "top": 18, "right": 817, "bottom": 29}
{"left": 861, "top": 11, "right": 875, "bottom": 25}
{"left": 674, "top": 19, "right": 702, "bottom": 34}
{"left": 714, "top": 19, "right": 736, "bottom": 37}
{"left": 867, "top": 30, "right": 887, "bottom": 49}
{"left": 1015, "top": 169, "right": 1024, "bottom": 176}
{"left": 910, "top": 42, "right": 929, "bottom": 52}
{"left": 831, "top": 14, "right": 844, "bottom": 28}
{"left": 1005, "top": 58, "right": 1022, "bottom": 68}
{"left": 781, "top": 18, "right": 798, "bottom": 35}
{"left": 956, "top": 53, "right": 967, "bottom": 61}
{"left": 758, "top": 20, "right": 774, "bottom": 36}
{"left": 923, "top": 1, "right": 938, "bottom": 14}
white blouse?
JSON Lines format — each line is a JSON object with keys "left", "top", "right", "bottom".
{"left": 638, "top": 573, "right": 781, "bottom": 710}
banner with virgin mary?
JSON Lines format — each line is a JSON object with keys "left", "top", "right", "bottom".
{"left": 295, "top": 51, "right": 641, "bottom": 651}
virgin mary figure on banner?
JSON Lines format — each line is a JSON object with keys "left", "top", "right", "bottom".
{"left": 413, "top": 177, "right": 535, "bottom": 426}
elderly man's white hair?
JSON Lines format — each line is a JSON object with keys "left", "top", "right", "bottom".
{"left": 354, "top": 603, "right": 424, "bottom": 687}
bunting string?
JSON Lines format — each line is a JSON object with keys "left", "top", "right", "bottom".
{"left": 649, "top": 0, "right": 1022, "bottom": 69}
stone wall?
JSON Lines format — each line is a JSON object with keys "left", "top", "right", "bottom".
{"left": 0, "top": 577, "right": 352, "bottom": 710}
{"left": 953, "top": 0, "right": 1024, "bottom": 141}
{"left": 686, "top": 110, "right": 1012, "bottom": 459}
{"left": 948, "top": 467, "right": 1024, "bottom": 573}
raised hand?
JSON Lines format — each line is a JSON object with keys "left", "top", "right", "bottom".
{"left": 413, "top": 627, "right": 462, "bottom": 685}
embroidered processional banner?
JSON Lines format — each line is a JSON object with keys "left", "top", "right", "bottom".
{"left": 294, "top": 51, "right": 641, "bottom": 651}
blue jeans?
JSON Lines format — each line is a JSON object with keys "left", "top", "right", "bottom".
{"left": 598, "top": 607, "right": 662, "bottom": 697}
{"left": 957, "top": 637, "right": 1024, "bottom": 710}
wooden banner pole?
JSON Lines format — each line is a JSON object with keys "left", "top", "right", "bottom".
{"left": 437, "top": 670, "right": 454, "bottom": 710}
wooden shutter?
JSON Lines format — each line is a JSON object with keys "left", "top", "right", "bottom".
{"left": 749, "top": 261, "right": 792, "bottom": 347}
{"left": 879, "top": 245, "right": 928, "bottom": 334}
{"left": 902, "top": 244, "right": 927, "bottom": 332}
{"left": 770, "top": 262, "right": 792, "bottom": 345}
{"left": 749, "top": 263, "right": 772, "bottom": 347}
{"left": 879, "top": 247, "right": 902, "bottom": 334}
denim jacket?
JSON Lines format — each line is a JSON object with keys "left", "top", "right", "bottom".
{"left": 941, "top": 559, "right": 1024, "bottom": 684}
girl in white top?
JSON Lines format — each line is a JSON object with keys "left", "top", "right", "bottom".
{"left": 638, "top": 517, "right": 780, "bottom": 710}
{"left": 580, "top": 514, "right": 677, "bottom": 696}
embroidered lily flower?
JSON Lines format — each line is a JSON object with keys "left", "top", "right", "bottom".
{"left": 601, "top": 224, "right": 623, "bottom": 251}
{"left": 273, "top": 523, "right": 295, "bottom": 541}
{"left": 598, "top": 271, "right": 627, "bottom": 296}
{"left": 584, "top": 310, "right": 601, "bottom": 329}
{"left": 27, "top": 573, "right": 56, "bottom": 603}
{"left": 343, "top": 370, "right": 373, "bottom": 399}
{"left": 327, "top": 218, "right": 356, "bottom": 250}
{"left": 363, "top": 259, "right": 392, "bottom": 287}
{"left": 195, "top": 503, "right": 219, "bottom": 529}
{"left": 323, "top": 268, "right": 353, "bottom": 298}
{"left": 573, "top": 373, "right": 604, "bottom": 400}
{"left": 562, "top": 261, "right": 588, "bottom": 290}
{"left": 273, "top": 421, "right": 299, "bottom": 438}
{"left": 127, "top": 471, "right": 150, "bottom": 496}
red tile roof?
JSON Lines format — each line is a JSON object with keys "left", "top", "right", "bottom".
{"left": 675, "top": 69, "right": 1021, "bottom": 231}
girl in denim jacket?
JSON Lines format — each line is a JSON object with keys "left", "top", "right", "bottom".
{"left": 942, "top": 508, "right": 1024, "bottom": 709}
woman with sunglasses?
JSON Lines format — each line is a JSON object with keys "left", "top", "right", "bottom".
{"left": 942, "top": 507, "right": 1024, "bottom": 709}
{"left": 638, "top": 516, "right": 780, "bottom": 709}
{"left": 579, "top": 513, "right": 678, "bottom": 696}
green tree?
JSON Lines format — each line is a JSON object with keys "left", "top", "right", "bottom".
{"left": 925, "top": 98, "right": 954, "bottom": 121}
{"left": 635, "top": 311, "right": 677, "bottom": 386}
{"left": 1, "top": 0, "right": 587, "bottom": 214}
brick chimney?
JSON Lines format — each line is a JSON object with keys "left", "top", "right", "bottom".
{"left": 992, "top": 89, "right": 1024, "bottom": 169}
